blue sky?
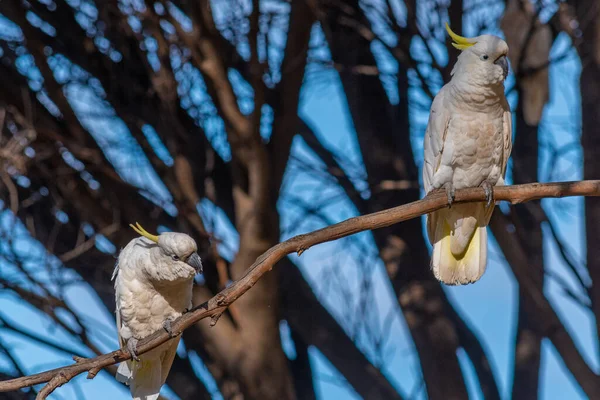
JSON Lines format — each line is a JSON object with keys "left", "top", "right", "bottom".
{"left": 0, "top": 2, "right": 595, "bottom": 400}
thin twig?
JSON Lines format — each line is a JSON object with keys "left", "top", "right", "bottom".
{"left": 0, "top": 180, "right": 598, "bottom": 398}
{"left": 58, "top": 222, "right": 120, "bottom": 263}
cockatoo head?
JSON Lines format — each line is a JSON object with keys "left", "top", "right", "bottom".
{"left": 130, "top": 223, "right": 203, "bottom": 278}
{"left": 446, "top": 23, "right": 509, "bottom": 87}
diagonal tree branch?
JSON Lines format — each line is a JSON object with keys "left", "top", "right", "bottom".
{"left": 0, "top": 180, "right": 598, "bottom": 399}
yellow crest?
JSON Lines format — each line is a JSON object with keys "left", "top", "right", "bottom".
{"left": 129, "top": 222, "right": 159, "bottom": 242}
{"left": 445, "top": 23, "right": 476, "bottom": 50}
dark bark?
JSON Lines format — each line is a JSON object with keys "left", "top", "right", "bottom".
{"left": 510, "top": 107, "right": 544, "bottom": 399}
{"left": 288, "top": 329, "right": 317, "bottom": 400}
{"left": 167, "top": 356, "right": 213, "bottom": 400}
{"left": 280, "top": 259, "right": 404, "bottom": 400}
{"left": 574, "top": 0, "right": 600, "bottom": 365}
{"left": 500, "top": 3, "right": 552, "bottom": 394}
{"left": 490, "top": 211, "right": 600, "bottom": 399}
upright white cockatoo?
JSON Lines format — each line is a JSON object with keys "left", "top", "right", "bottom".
{"left": 112, "top": 223, "right": 203, "bottom": 399}
{"left": 422, "top": 24, "right": 512, "bottom": 285}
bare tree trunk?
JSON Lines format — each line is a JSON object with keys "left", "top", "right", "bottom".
{"left": 288, "top": 329, "right": 317, "bottom": 400}
{"left": 510, "top": 108, "right": 544, "bottom": 399}
{"left": 574, "top": 0, "right": 600, "bottom": 362}
{"left": 501, "top": 2, "right": 553, "bottom": 396}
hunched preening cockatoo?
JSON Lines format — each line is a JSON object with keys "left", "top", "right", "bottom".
{"left": 112, "top": 223, "right": 203, "bottom": 399}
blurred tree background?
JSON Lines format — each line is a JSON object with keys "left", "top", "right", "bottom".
{"left": 0, "top": 0, "right": 598, "bottom": 399}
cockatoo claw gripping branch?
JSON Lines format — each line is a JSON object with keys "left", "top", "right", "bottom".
{"left": 443, "top": 182, "right": 456, "bottom": 207}
{"left": 0, "top": 180, "right": 599, "bottom": 399}
{"left": 163, "top": 318, "right": 177, "bottom": 338}
{"left": 481, "top": 180, "right": 494, "bottom": 207}
{"left": 126, "top": 338, "right": 140, "bottom": 362}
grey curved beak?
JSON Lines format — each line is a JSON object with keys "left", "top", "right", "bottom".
{"left": 186, "top": 252, "right": 203, "bottom": 274}
{"left": 495, "top": 55, "right": 509, "bottom": 79}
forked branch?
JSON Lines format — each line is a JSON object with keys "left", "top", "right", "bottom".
{"left": 1, "top": 180, "right": 599, "bottom": 399}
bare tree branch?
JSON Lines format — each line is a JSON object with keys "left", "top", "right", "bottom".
{"left": 1, "top": 180, "right": 598, "bottom": 398}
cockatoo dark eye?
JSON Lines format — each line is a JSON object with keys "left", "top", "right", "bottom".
{"left": 172, "top": 255, "right": 179, "bottom": 261}
{"left": 480, "top": 54, "right": 489, "bottom": 61}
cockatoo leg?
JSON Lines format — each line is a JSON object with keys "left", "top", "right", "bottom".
{"left": 127, "top": 337, "right": 140, "bottom": 361}
{"left": 443, "top": 182, "right": 456, "bottom": 207}
{"left": 163, "top": 318, "right": 176, "bottom": 338}
{"left": 481, "top": 180, "right": 494, "bottom": 207}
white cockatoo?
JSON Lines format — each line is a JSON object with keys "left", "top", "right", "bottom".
{"left": 422, "top": 24, "right": 512, "bottom": 285}
{"left": 112, "top": 223, "right": 203, "bottom": 399}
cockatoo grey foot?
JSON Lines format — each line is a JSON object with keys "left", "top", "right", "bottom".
{"left": 126, "top": 338, "right": 140, "bottom": 362}
{"left": 443, "top": 182, "right": 456, "bottom": 207}
{"left": 481, "top": 181, "right": 494, "bottom": 207}
{"left": 163, "top": 318, "right": 176, "bottom": 338}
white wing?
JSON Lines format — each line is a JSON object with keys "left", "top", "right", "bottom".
{"left": 112, "top": 258, "right": 127, "bottom": 348}
{"left": 423, "top": 85, "right": 451, "bottom": 194}
{"left": 502, "top": 106, "right": 513, "bottom": 178}
{"left": 113, "top": 253, "right": 135, "bottom": 384}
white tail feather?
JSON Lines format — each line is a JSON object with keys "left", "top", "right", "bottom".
{"left": 130, "top": 357, "right": 162, "bottom": 400}
{"left": 431, "top": 219, "right": 487, "bottom": 285}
